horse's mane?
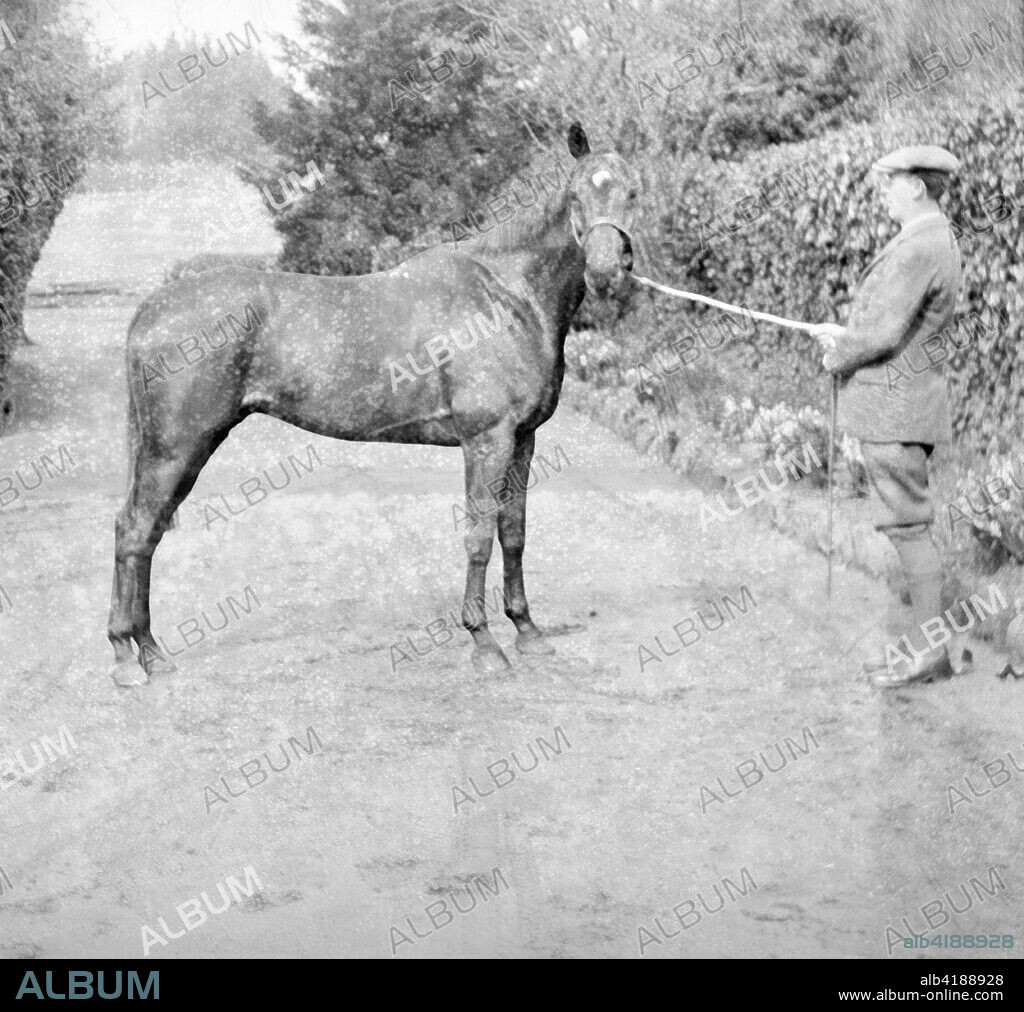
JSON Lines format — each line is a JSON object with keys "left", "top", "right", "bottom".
{"left": 457, "top": 162, "right": 574, "bottom": 255}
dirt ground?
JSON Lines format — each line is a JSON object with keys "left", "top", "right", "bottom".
{"left": 0, "top": 292, "right": 1021, "bottom": 960}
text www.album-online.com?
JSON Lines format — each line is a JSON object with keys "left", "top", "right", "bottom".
{"left": 837, "top": 985, "right": 1004, "bottom": 1002}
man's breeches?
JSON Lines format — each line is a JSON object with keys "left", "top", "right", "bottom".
{"left": 860, "top": 441, "right": 943, "bottom": 649}
{"left": 860, "top": 441, "right": 935, "bottom": 528}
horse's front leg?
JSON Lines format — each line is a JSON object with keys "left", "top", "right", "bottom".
{"left": 499, "top": 430, "right": 554, "bottom": 656}
{"left": 461, "top": 424, "right": 515, "bottom": 673}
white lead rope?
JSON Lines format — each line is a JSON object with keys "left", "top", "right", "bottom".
{"left": 632, "top": 274, "right": 816, "bottom": 334}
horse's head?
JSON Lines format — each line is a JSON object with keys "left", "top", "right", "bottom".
{"left": 567, "top": 122, "right": 639, "bottom": 300}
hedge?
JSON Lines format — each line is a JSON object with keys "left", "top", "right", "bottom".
{"left": 0, "top": 0, "right": 106, "bottom": 385}
{"left": 647, "top": 99, "right": 1024, "bottom": 451}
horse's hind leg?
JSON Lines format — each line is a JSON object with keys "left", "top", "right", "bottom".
{"left": 108, "top": 536, "right": 142, "bottom": 684}
{"left": 109, "top": 458, "right": 177, "bottom": 687}
{"left": 460, "top": 423, "right": 516, "bottom": 673}
{"left": 108, "top": 430, "right": 229, "bottom": 686}
{"left": 499, "top": 430, "right": 554, "bottom": 657}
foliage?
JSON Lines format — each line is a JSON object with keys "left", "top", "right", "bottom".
{"left": 949, "top": 452, "right": 1024, "bottom": 564}
{"left": 0, "top": 0, "right": 111, "bottom": 378}
{"left": 688, "top": 7, "right": 882, "bottom": 160}
{"left": 247, "top": 0, "right": 540, "bottom": 276}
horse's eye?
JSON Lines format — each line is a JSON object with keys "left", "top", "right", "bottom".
{"left": 627, "top": 189, "right": 638, "bottom": 201}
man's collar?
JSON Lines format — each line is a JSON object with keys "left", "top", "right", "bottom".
{"left": 898, "top": 210, "right": 948, "bottom": 240}
{"left": 858, "top": 209, "right": 949, "bottom": 280}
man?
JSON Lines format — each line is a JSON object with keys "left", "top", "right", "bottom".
{"left": 810, "top": 145, "right": 962, "bottom": 689}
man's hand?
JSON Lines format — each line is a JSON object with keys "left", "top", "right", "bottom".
{"left": 810, "top": 322, "right": 847, "bottom": 350}
{"left": 810, "top": 323, "right": 848, "bottom": 373}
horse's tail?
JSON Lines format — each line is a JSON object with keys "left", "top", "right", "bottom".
{"left": 123, "top": 333, "right": 141, "bottom": 501}
{"left": 125, "top": 387, "right": 139, "bottom": 476}
{"left": 124, "top": 296, "right": 144, "bottom": 494}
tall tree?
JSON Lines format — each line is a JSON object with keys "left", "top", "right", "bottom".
{"left": 249, "top": 0, "right": 539, "bottom": 275}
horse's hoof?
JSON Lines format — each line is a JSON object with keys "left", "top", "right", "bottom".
{"left": 515, "top": 632, "right": 555, "bottom": 656}
{"left": 138, "top": 645, "right": 177, "bottom": 677}
{"left": 144, "top": 655, "right": 178, "bottom": 677}
{"left": 471, "top": 645, "right": 512, "bottom": 673}
{"left": 110, "top": 661, "right": 150, "bottom": 688}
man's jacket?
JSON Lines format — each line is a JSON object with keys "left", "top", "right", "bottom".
{"left": 831, "top": 211, "right": 961, "bottom": 445}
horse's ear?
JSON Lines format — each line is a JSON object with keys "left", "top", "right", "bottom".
{"left": 568, "top": 122, "right": 591, "bottom": 159}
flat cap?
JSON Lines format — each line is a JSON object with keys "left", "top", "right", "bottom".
{"left": 872, "top": 145, "right": 959, "bottom": 174}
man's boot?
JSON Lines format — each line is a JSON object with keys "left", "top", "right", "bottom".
{"left": 869, "top": 523, "right": 953, "bottom": 687}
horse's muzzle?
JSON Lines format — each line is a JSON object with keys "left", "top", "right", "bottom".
{"left": 588, "top": 233, "right": 633, "bottom": 299}
{"left": 579, "top": 218, "right": 635, "bottom": 300}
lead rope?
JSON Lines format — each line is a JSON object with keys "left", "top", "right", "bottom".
{"left": 631, "top": 274, "right": 816, "bottom": 333}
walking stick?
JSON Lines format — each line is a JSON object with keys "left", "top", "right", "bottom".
{"left": 826, "top": 374, "right": 838, "bottom": 604}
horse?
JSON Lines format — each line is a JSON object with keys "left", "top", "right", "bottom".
{"left": 107, "top": 122, "right": 639, "bottom": 686}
